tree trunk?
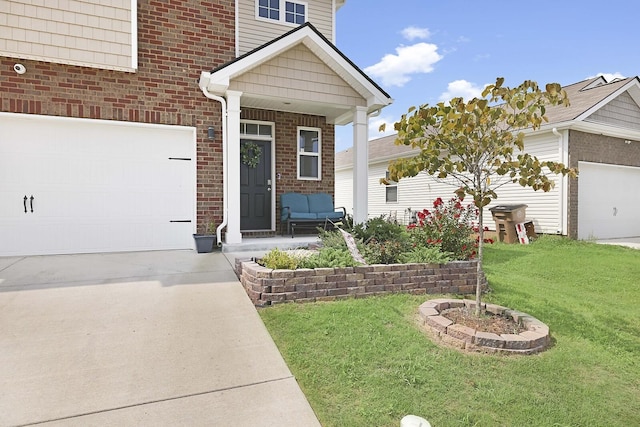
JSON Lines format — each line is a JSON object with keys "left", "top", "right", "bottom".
{"left": 475, "top": 207, "right": 484, "bottom": 316}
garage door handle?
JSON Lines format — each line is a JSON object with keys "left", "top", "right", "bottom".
{"left": 30, "top": 195, "right": 34, "bottom": 213}
{"left": 24, "top": 195, "right": 27, "bottom": 213}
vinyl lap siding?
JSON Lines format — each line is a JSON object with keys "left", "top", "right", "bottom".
{"left": 352, "top": 131, "right": 565, "bottom": 233}
{"left": 585, "top": 92, "right": 640, "bottom": 131}
{"left": 334, "top": 168, "right": 353, "bottom": 216}
{"left": 238, "top": 0, "right": 334, "bottom": 55}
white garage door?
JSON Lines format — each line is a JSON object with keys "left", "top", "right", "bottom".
{"left": 0, "top": 113, "right": 196, "bottom": 256}
{"left": 578, "top": 161, "right": 640, "bottom": 240}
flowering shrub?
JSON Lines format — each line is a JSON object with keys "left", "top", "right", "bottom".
{"left": 408, "top": 196, "right": 487, "bottom": 260}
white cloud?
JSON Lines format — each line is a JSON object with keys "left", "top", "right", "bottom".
{"left": 365, "top": 43, "right": 442, "bottom": 87}
{"left": 368, "top": 115, "right": 397, "bottom": 138}
{"left": 587, "top": 72, "right": 626, "bottom": 82}
{"left": 438, "top": 80, "right": 484, "bottom": 102}
{"left": 401, "top": 26, "right": 431, "bottom": 41}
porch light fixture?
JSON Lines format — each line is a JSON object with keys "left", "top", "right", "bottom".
{"left": 207, "top": 126, "right": 215, "bottom": 140}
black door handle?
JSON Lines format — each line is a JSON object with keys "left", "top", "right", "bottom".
{"left": 24, "top": 195, "right": 27, "bottom": 213}
{"left": 30, "top": 195, "right": 34, "bottom": 213}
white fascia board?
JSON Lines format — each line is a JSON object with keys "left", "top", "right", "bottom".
{"left": 570, "top": 121, "right": 640, "bottom": 141}
{"left": 297, "top": 34, "right": 391, "bottom": 108}
{"left": 199, "top": 70, "right": 230, "bottom": 95}
{"left": 528, "top": 119, "right": 640, "bottom": 141}
{"left": 206, "top": 25, "right": 391, "bottom": 110}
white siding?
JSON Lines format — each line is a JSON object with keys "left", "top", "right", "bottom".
{"left": 238, "top": 0, "right": 334, "bottom": 55}
{"left": 0, "top": 0, "right": 135, "bottom": 72}
{"left": 335, "top": 168, "right": 353, "bottom": 216}
{"left": 339, "top": 131, "right": 566, "bottom": 233}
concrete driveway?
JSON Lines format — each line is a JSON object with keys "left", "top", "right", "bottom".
{"left": 0, "top": 251, "right": 320, "bottom": 427}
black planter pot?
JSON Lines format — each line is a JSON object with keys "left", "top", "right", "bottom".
{"left": 193, "top": 234, "right": 217, "bottom": 253}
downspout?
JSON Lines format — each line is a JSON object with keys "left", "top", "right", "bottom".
{"left": 552, "top": 127, "right": 568, "bottom": 235}
{"left": 199, "top": 76, "right": 228, "bottom": 247}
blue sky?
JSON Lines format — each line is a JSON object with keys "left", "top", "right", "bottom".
{"left": 333, "top": 0, "right": 640, "bottom": 152}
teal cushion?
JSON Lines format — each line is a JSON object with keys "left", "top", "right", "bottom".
{"left": 317, "top": 211, "right": 344, "bottom": 220}
{"left": 307, "top": 193, "right": 334, "bottom": 214}
{"left": 289, "top": 212, "right": 318, "bottom": 220}
{"left": 281, "top": 192, "right": 310, "bottom": 221}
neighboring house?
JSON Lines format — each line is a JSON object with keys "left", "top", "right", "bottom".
{"left": 0, "top": 0, "right": 392, "bottom": 256}
{"left": 336, "top": 76, "right": 640, "bottom": 240}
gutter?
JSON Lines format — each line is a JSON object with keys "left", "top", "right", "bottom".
{"left": 199, "top": 72, "right": 227, "bottom": 247}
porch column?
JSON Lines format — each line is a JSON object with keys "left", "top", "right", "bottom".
{"left": 225, "top": 90, "right": 243, "bottom": 244}
{"left": 353, "top": 106, "right": 369, "bottom": 224}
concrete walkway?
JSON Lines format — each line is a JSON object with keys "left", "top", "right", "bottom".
{"left": 596, "top": 236, "right": 640, "bottom": 249}
{"left": 0, "top": 250, "right": 320, "bottom": 427}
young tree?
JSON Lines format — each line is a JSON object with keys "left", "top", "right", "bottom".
{"left": 382, "top": 78, "right": 577, "bottom": 315}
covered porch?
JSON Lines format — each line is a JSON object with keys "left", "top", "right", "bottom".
{"left": 198, "top": 23, "right": 392, "bottom": 247}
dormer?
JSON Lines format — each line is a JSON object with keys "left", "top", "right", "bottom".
{"left": 237, "top": 0, "right": 344, "bottom": 56}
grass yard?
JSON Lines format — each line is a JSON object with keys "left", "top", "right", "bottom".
{"left": 259, "top": 236, "right": 640, "bottom": 426}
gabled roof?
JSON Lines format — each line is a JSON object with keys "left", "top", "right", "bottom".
{"left": 542, "top": 76, "right": 640, "bottom": 124}
{"left": 336, "top": 76, "right": 640, "bottom": 167}
{"left": 199, "top": 22, "right": 392, "bottom": 125}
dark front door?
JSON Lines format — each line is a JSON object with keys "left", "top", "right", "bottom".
{"left": 240, "top": 140, "right": 271, "bottom": 231}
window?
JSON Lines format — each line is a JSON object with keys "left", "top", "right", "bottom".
{"left": 240, "top": 122, "right": 272, "bottom": 137}
{"left": 257, "top": 0, "right": 307, "bottom": 25}
{"left": 385, "top": 171, "right": 398, "bottom": 203}
{"left": 297, "top": 127, "right": 320, "bottom": 180}
{"left": 257, "top": 0, "right": 279, "bottom": 20}
{"left": 285, "top": 1, "right": 306, "bottom": 24}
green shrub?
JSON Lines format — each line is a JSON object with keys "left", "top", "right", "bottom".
{"left": 351, "top": 215, "right": 408, "bottom": 244}
{"left": 317, "top": 229, "right": 348, "bottom": 249}
{"left": 399, "top": 245, "right": 454, "bottom": 264}
{"left": 258, "top": 248, "right": 300, "bottom": 270}
{"left": 362, "top": 238, "right": 411, "bottom": 264}
{"left": 299, "top": 247, "right": 361, "bottom": 268}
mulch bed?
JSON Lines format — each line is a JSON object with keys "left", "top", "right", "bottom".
{"left": 441, "top": 307, "right": 525, "bottom": 335}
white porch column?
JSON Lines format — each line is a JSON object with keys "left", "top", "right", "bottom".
{"left": 225, "top": 90, "right": 243, "bottom": 244}
{"left": 353, "top": 106, "right": 369, "bottom": 224}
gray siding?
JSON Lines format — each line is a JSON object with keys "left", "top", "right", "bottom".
{"left": 586, "top": 92, "right": 640, "bottom": 131}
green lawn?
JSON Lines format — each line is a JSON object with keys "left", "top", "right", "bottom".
{"left": 259, "top": 236, "right": 640, "bottom": 426}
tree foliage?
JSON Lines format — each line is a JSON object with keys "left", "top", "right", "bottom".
{"left": 381, "top": 77, "right": 578, "bottom": 315}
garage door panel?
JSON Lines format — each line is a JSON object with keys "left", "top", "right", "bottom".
{"left": 0, "top": 114, "right": 196, "bottom": 256}
{"left": 578, "top": 162, "right": 640, "bottom": 240}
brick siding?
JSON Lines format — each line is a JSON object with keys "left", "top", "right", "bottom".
{"left": 241, "top": 108, "right": 336, "bottom": 235}
{"left": 0, "top": 1, "right": 235, "bottom": 228}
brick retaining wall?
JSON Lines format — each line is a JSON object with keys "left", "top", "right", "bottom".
{"left": 237, "top": 259, "right": 487, "bottom": 307}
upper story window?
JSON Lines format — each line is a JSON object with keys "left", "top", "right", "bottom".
{"left": 297, "top": 127, "right": 321, "bottom": 180}
{"left": 257, "top": 0, "right": 307, "bottom": 26}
